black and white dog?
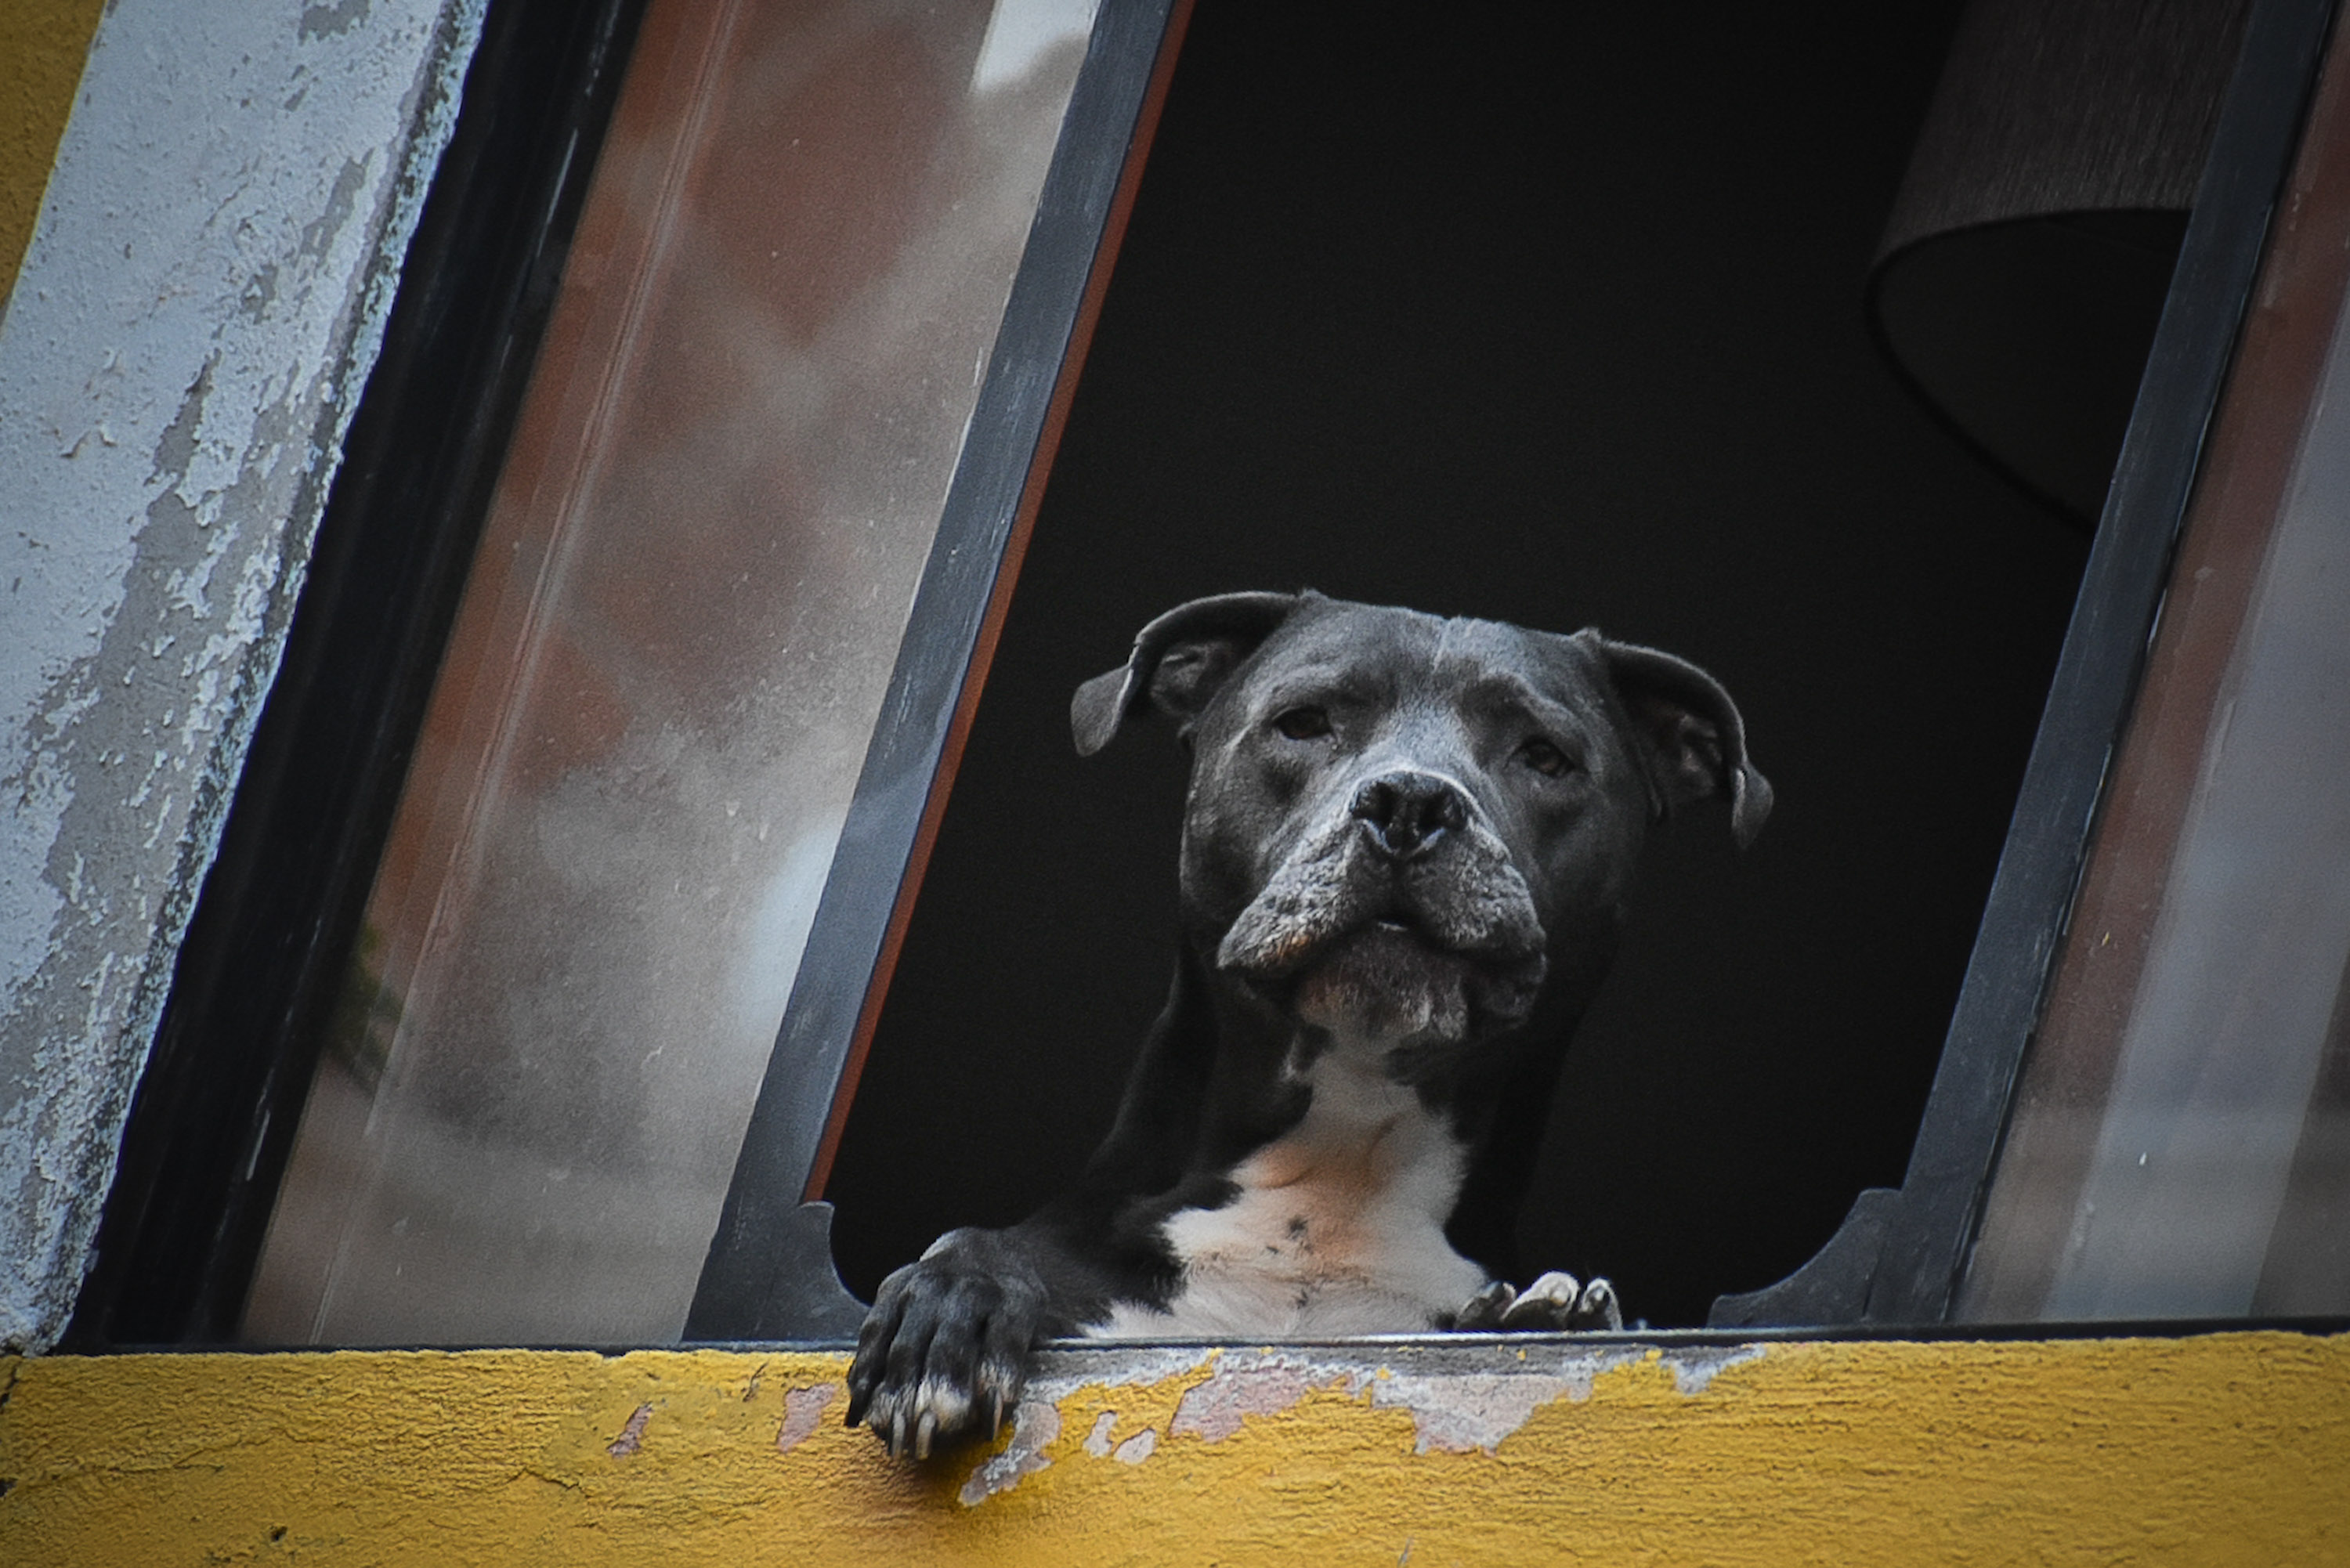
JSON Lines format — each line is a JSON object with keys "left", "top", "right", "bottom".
{"left": 845, "top": 591, "right": 1769, "bottom": 1458}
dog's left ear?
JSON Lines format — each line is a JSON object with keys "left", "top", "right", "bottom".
{"left": 1072, "top": 591, "right": 1304, "bottom": 755}
{"left": 1585, "top": 633, "right": 1773, "bottom": 848}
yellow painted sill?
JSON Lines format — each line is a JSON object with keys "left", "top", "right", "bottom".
{"left": 3, "top": 1331, "right": 2346, "bottom": 1566}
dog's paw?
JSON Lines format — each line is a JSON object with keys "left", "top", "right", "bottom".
{"left": 1571, "top": 1275, "right": 1623, "bottom": 1331}
{"left": 1449, "top": 1277, "right": 1520, "bottom": 1330}
{"left": 1449, "top": 1272, "right": 1624, "bottom": 1333}
{"left": 844, "top": 1234, "right": 1050, "bottom": 1461}
{"left": 1502, "top": 1270, "right": 1623, "bottom": 1331}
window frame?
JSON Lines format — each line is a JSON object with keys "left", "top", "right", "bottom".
{"left": 65, "top": 0, "right": 654, "bottom": 1350}
{"left": 65, "top": 0, "right": 1189, "bottom": 1352}
{"left": 682, "top": 0, "right": 1192, "bottom": 1341}
{"left": 1712, "top": 0, "right": 2344, "bottom": 1330}
{"left": 66, "top": 0, "right": 2343, "bottom": 1352}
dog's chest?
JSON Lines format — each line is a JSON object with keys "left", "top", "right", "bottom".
{"left": 1094, "top": 1053, "right": 1486, "bottom": 1338}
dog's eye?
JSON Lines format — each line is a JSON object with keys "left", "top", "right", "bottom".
{"left": 1273, "top": 706, "right": 1332, "bottom": 740}
{"left": 1519, "top": 738, "right": 1574, "bottom": 777}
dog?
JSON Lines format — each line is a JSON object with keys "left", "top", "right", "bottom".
{"left": 844, "top": 591, "right": 1769, "bottom": 1458}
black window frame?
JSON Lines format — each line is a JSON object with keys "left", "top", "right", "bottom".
{"left": 1714, "top": 0, "right": 2344, "bottom": 1331}
{"left": 67, "top": 0, "right": 2344, "bottom": 1352}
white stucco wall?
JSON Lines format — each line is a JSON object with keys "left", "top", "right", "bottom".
{"left": 0, "top": 0, "right": 487, "bottom": 1352}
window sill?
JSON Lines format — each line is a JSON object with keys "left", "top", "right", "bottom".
{"left": 5, "top": 1331, "right": 2345, "bottom": 1562}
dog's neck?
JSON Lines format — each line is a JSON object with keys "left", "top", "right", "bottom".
{"left": 1185, "top": 943, "right": 1524, "bottom": 1151}
{"left": 1092, "top": 1013, "right": 1488, "bottom": 1339}
{"left": 1167, "top": 918, "right": 1625, "bottom": 1279}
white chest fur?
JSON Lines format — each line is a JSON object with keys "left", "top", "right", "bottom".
{"left": 1093, "top": 1050, "right": 1488, "bottom": 1338}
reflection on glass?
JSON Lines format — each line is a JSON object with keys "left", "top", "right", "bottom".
{"left": 243, "top": 0, "right": 1099, "bottom": 1344}
{"left": 1959, "top": 20, "right": 2350, "bottom": 1321}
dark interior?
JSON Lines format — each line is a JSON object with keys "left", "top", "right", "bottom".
{"left": 825, "top": 0, "right": 2099, "bottom": 1328}
{"left": 1873, "top": 211, "right": 2189, "bottom": 523}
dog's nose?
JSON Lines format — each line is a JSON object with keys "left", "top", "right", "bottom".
{"left": 1350, "top": 771, "right": 1469, "bottom": 860}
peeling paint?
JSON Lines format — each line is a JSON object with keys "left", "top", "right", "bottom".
{"left": 300, "top": 0, "right": 375, "bottom": 44}
{"left": 0, "top": 0, "right": 488, "bottom": 1352}
{"left": 955, "top": 1344, "right": 1216, "bottom": 1499}
{"left": 1030, "top": 1345, "right": 1215, "bottom": 1396}
{"left": 3, "top": 1339, "right": 2344, "bottom": 1565}
{"left": 1150, "top": 1341, "right": 1769, "bottom": 1461}
{"left": 947, "top": 1339, "right": 1772, "bottom": 1501}
{"left": 774, "top": 1384, "right": 833, "bottom": 1454}
{"left": 1168, "top": 1354, "right": 1327, "bottom": 1443}
{"left": 1364, "top": 1366, "right": 1593, "bottom": 1454}
{"left": 1660, "top": 1341, "right": 1767, "bottom": 1394}
{"left": 605, "top": 1402, "right": 652, "bottom": 1458}
{"left": 958, "top": 1400, "right": 1060, "bottom": 1505}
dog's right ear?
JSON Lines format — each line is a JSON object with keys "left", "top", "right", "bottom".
{"left": 1072, "top": 591, "right": 1304, "bottom": 755}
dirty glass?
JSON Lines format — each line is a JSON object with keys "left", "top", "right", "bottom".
{"left": 1958, "top": 17, "right": 2350, "bottom": 1321}
{"left": 241, "top": 0, "right": 1101, "bottom": 1344}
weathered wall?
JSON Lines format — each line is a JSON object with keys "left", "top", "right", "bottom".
{"left": 2, "top": 1333, "right": 2345, "bottom": 1565}
{"left": 0, "top": 0, "right": 107, "bottom": 305}
{"left": 0, "top": 0, "right": 487, "bottom": 1353}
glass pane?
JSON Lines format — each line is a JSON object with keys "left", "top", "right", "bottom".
{"left": 242, "top": 0, "right": 1099, "bottom": 1344}
{"left": 1958, "top": 17, "right": 2350, "bottom": 1321}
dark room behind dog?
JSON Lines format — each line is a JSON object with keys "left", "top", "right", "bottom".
{"left": 822, "top": 1, "right": 2084, "bottom": 1363}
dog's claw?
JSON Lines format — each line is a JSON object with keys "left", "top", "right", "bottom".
{"left": 1452, "top": 1278, "right": 1517, "bottom": 1329}
{"left": 1455, "top": 1271, "right": 1625, "bottom": 1334}
{"left": 1575, "top": 1275, "right": 1624, "bottom": 1331}
{"left": 1498, "top": 1270, "right": 1582, "bottom": 1330}
{"left": 845, "top": 1235, "right": 1053, "bottom": 1461}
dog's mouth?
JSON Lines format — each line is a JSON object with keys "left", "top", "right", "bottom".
{"left": 1211, "top": 799, "right": 1551, "bottom": 1050}
{"left": 1218, "top": 865, "right": 1545, "bottom": 977}
{"left": 1226, "top": 892, "right": 1547, "bottom": 1050}
{"left": 1285, "top": 916, "right": 1543, "bottom": 1053}
{"left": 1318, "top": 912, "right": 1450, "bottom": 973}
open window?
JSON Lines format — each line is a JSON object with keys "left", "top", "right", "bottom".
{"left": 71, "top": 0, "right": 2350, "bottom": 1349}
{"left": 1718, "top": 0, "right": 2350, "bottom": 1328}
{"left": 72, "top": 0, "right": 1188, "bottom": 1348}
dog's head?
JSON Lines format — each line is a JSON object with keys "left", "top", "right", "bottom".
{"left": 1074, "top": 591, "right": 1769, "bottom": 1074}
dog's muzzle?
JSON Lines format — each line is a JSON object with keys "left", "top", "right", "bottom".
{"left": 1349, "top": 770, "right": 1469, "bottom": 861}
{"left": 1216, "top": 770, "right": 1548, "bottom": 1048}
